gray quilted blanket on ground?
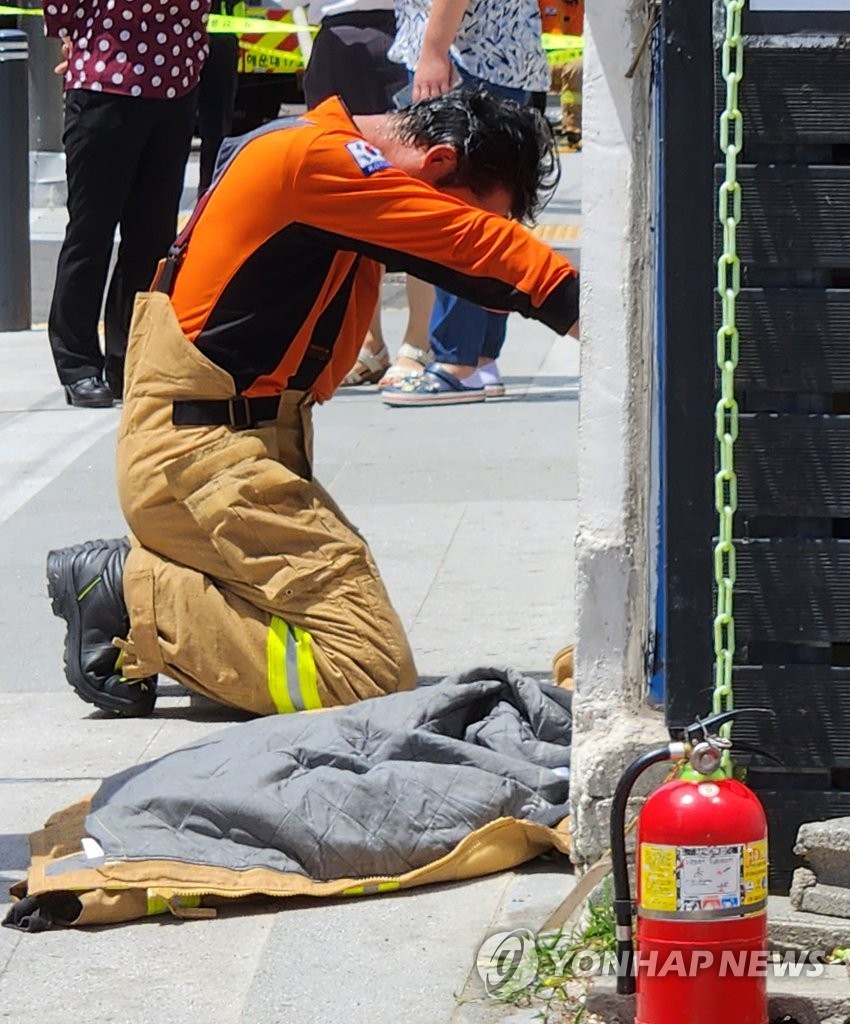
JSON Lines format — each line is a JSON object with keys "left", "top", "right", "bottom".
{"left": 81, "top": 668, "right": 571, "bottom": 879}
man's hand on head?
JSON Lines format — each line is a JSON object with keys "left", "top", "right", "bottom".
{"left": 413, "top": 50, "right": 458, "bottom": 101}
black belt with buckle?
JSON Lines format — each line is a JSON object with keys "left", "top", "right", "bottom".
{"left": 172, "top": 395, "right": 282, "bottom": 430}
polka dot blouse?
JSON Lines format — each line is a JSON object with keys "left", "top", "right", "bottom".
{"left": 43, "top": 0, "right": 211, "bottom": 100}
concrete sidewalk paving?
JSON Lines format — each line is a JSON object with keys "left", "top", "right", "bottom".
{"left": 0, "top": 155, "right": 583, "bottom": 1019}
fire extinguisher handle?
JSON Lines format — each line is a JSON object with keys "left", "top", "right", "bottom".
{"left": 729, "top": 739, "right": 784, "bottom": 766}
{"left": 677, "top": 706, "right": 776, "bottom": 744}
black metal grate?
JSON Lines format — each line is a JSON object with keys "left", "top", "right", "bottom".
{"left": 665, "top": 21, "right": 850, "bottom": 895}
{"left": 735, "top": 290, "right": 850, "bottom": 392}
{"left": 709, "top": 45, "right": 850, "bottom": 892}
{"left": 735, "top": 539, "right": 850, "bottom": 643}
{"left": 737, "top": 415, "right": 850, "bottom": 517}
{"left": 718, "top": 49, "right": 850, "bottom": 148}
{"left": 732, "top": 666, "right": 850, "bottom": 768}
{"left": 715, "top": 166, "right": 850, "bottom": 268}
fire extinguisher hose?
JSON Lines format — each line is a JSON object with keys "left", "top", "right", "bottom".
{"left": 610, "top": 742, "right": 686, "bottom": 995}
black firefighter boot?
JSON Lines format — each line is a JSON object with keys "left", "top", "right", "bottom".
{"left": 46, "top": 538, "right": 157, "bottom": 716}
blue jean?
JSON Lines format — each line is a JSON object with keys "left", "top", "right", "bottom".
{"left": 428, "top": 69, "right": 529, "bottom": 367}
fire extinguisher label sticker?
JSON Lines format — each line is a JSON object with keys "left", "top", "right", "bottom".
{"left": 742, "top": 838, "right": 769, "bottom": 906}
{"left": 640, "top": 840, "right": 768, "bottom": 916}
{"left": 640, "top": 844, "right": 679, "bottom": 912}
{"left": 679, "top": 845, "right": 742, "bottom": 911}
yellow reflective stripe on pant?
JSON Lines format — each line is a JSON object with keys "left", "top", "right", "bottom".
{"left": 146, "top": 892, "right": 201, "bottom": 917}
{"left": 267, "top": 616, "right": 322, "bottom": 713}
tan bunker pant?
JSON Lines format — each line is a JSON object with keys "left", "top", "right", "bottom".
{"left": 553, "top": 58, "right": 582, "bottom": 138}
{"left": 114, "top": 292, "right": 417, "bottom": 714}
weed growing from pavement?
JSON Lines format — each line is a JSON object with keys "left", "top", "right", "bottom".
{"left": 493, "top": 878, "right": 617, "bottom": 1024}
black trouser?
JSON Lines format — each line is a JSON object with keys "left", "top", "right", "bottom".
{"left": 197, "top": 34, "right": 239, "bottom": 197}
{"left": 48, "top": 88, "right": 197, "bottom": 392}
{"left": 303, "top": 9, "right": 407, "bottom": 114}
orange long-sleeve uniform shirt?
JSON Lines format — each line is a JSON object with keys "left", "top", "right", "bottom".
{"left": 169, "top": 97, "right": 579, "bottom": 401}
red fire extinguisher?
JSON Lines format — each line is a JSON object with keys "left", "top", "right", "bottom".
{"left": 610, "top": 710, "right": 773, "bottom": 1024}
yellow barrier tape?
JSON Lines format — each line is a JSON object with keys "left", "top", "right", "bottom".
{"left": 0, "top": 6, "right": 316, "bottom": 34}
{"left": 239, "top": 42, "right": 303, "bottom": 72}
{"left": 208, "top": 13, "right": 316, "bottom": 35}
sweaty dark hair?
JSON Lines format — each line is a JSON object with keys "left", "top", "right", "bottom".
{"left": 393, "top": 87, "right": 560, "bottom": 223}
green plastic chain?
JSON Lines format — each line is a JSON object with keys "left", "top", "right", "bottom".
{"left": 713, "top": 0, "right": 745, "bottom": 767}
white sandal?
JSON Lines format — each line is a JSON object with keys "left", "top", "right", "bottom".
{"left": 377, "top": 343, "right": 435, "bottom": 389}
{"left": 340, "top": 344, "right": 390, "bottom": 387}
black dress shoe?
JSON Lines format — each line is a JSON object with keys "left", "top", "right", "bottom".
{"left": 46, "top": 538, "right": 158, "bottom": 717}
{"left": 64, "top": 376, "right": 114, "bottom": 408}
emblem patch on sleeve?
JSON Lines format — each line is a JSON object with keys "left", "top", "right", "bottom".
{"left": 345, "top": 140, "right": 391, "bottom": 176}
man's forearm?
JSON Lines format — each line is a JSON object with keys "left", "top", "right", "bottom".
{"left": 419, "top": 0, "right": 468, "bottom": 60}
{"left": 413, "top": 0, "right": 469, "bottom": 99}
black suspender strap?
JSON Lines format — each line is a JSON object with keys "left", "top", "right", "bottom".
{"left": 154, "top": 185, "right": 218, "bottom": 296}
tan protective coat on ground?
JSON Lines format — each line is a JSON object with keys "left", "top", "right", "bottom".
{"left": 13, "top": 797, "right": 571, "bottom": 927}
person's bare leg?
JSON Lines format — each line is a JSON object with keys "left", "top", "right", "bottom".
{"left": 363, "top": 299, "right": 385, "bottom": 352}
{"left": 366, "top": 271, "right": 432, "bottom": 359}
{"left": 401, "top": 276, "right": 434, "bottom": 351}
{"left": 358, "top": 265, "right": 387, "bottom": 357}
{"left": 378, "top": 276, "right": 436, "bottom": 386}
{"left": 340, "top": 267, "right": 389, "bottom": 385}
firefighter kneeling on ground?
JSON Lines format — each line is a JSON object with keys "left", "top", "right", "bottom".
{"left": 47, "top": 88, "right": 580, "bottom": 718}
{"left": 540, "top": 0, "right": 583, "bottom": 146}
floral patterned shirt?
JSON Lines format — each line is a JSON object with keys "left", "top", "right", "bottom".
{"left": 389, "top": 0, "right": 550, "bottom": 92}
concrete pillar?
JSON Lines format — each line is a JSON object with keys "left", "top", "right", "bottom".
{"left": 570, "top": 0, "right": 664, "bottom": 865}
{"left": 22, "top": 15, "right": 63, "bottom": 152}
{"left": 0, "top": 29, "right": 32, "bottom": 331}
{"left": 20, "top": 5, "right": 66, "bottom": 206}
